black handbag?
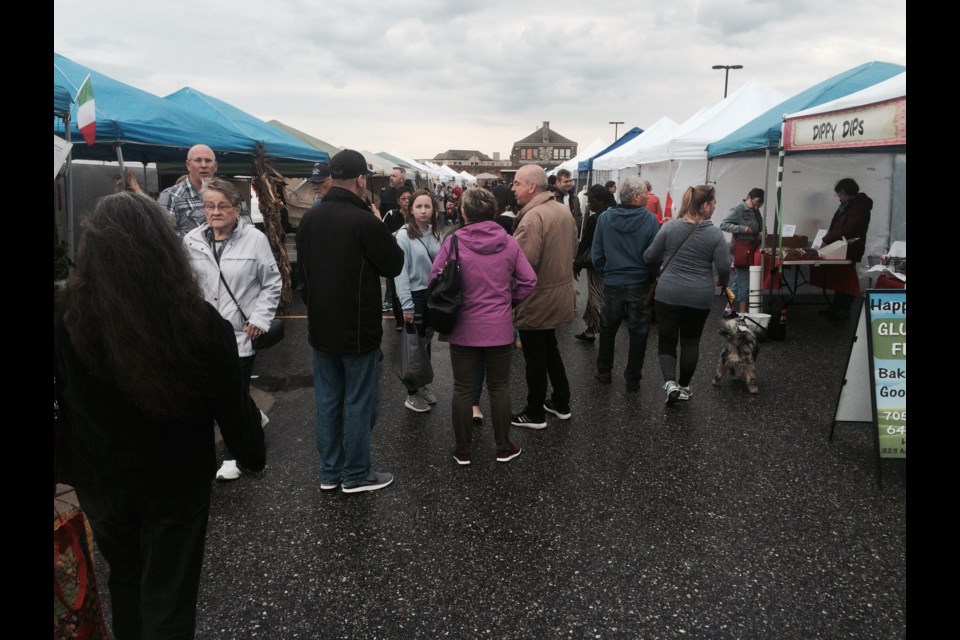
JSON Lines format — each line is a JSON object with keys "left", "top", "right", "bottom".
{"left": 425, "top": 233, "right": 462, "bottom": 334}
{"left": 252, "top": 318, "right": 284, "bottom": 350}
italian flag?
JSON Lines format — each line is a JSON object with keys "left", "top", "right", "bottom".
{"left": 76, "top": 75, "right": 96, "bottom": 146}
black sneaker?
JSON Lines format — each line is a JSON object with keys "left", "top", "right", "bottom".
{"left": 594, "top": 369, "right": 612, "bottom": 384}
{"left": 452, "top": 449, "right": 471, "bottom": 466}
{"left": 543, "top": 400, "right": 571, "bottom": 420}
{"left": 510, "top": 412, "right": 546, "bottom": 429}
{"left": 626, "top": 380, "right": 640, "bottom": 392}
{"left": 341, "top": 471, "right": 394, "bottom": 494}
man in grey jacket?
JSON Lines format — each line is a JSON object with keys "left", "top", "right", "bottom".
{"left": 591, "top": 176, "right": 659, "bottom": 392}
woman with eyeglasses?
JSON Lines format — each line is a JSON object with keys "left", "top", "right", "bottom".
{"left": 719, "top": 188, "right": 765, "bottom": 315}
{"left": 184, "top": 178, "right": 282, "bottom": 480}
{"left": 644, "top": 185, "right": 729, "bottom": 405}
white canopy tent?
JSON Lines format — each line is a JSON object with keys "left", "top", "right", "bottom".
{"left": 634, "top": 79, "right": 786, "bottom": 218}
{"left": 589, "top": 118, "right": 679, "bottom": 202}
{"left": 458, "top": 170, "right": 477, "bottom": 185}
{"left": 547, "top": 137, "right": 608, "bottom": 177}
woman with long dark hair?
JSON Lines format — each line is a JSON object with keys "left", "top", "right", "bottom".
{"left": 643, "top": 184, "right": 729, "bottom": 405}
{"left": 55, "top": 192, "right": 266, "bottom": 638}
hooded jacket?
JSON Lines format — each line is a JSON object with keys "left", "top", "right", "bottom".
{"left": 184, "top": 218, "right": 282, "bottom": 357}
{"left": 590, "top": 204, "right": 659, "bottom": 286}
{"left": 823, "top": 192, "right": 872, "bottom": 263}
{"left": 429, "top": 221, "right": 537, "bottom": 347}
{"left": 512, "top": 191, "right": 579, "bottom": 330}
{"left": 297, "top": 187, "right": 404, "bottom": 355}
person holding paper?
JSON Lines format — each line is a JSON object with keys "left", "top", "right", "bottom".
{"left": 819, "top": 178, "right": 872, "bottom": 321}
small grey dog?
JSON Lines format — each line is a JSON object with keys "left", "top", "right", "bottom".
{"left": 712, "top": 317, "right": 760, "bottom": 394}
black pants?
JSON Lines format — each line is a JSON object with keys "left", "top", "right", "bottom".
{"left": 75, "top": 483, "right": 212, "bottom": 640}
{"left": 224, "top": 355, "right": 262, "bottom": 460}
{"left": 518, "top": 328, "right": 571, "bottom": 419}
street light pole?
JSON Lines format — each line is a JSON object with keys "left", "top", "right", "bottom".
{"left": 609, "top": 121, "right": 624, "bottom": 141}
{"left": 711, "top": 64, "right": 743, "bottom": 98}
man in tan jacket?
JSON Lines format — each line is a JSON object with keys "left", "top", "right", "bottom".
{"left": 510, "top": 165, "right": 579, "bottom": 429}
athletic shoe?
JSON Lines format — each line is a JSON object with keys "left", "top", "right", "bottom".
{"left": 452, "top": 450, "right": 471, "bottom": 466}
{"left": 664, "top": 381, "right": 680, "bottom": 406}
{"left": 574, "top": 332, "right": 596, "bottom": 344}
{"left": 593, "top": 369, "right": 612, "bottom": 384}
{"left": 419, "top": 385, "right": 438, "bottom": 405}
{"left": 260, "top": 409, "right": 270, "bottom": 428}
{"left": 320, "top": 481, "right": 340, "bottom": 491}
{"left": 496, "top": 443, "right": 523, "bottom": 463}
{"left": 543, "top": 400, "right": 571, "bottom": 420}
{"left": 341, "top": 471, "right": 394, "bottom": 494}
{"left": 215, "top": 460, "right": 241, "bottom": 481}
{"left": 626, "top": 380, "right": 640, "bottom": 393}
{"left": 405, "top": 394, "right": 431, "bottom": 413}
{"left": 510, "top": 412, "right": 546, "bottom": 429}
{"left": 678, "top": 386, "right": 693, "bottom": 401}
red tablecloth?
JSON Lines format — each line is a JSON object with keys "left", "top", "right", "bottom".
{"left": 809, "top": 263, "right": 860, "bottom": 296}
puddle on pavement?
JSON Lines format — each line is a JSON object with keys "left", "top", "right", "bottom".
{"left": 251, "top": 374, "right": 313, "bottom": 392}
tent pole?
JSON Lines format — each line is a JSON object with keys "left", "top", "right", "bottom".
{"left": 115, "top": 144, "right": 126, "bottom": 176}
{"left": 64, "top": 113, "right": 75, "bottom": 274}
{"left": 761, "top": 148, "right": 772, "bottom": 252}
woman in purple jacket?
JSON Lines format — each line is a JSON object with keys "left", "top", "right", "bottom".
{"left": 431, "top": 188, "right": 537, "bottom": 465}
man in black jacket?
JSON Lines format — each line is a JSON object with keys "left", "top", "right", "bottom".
{"left": 297, "top": 149, "right": 405, "bottom": 493}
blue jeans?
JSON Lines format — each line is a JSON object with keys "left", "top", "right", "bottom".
{"left": 311, "top": 349, "right": 381, "bottom": 487}
{"left": 730, "top": 265, "right": 750, "bottom": 304}
{"left": 597, "top": 283, "right": 653, "bottom": 384}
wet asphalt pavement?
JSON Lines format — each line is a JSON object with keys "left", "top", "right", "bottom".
{"left": 86, "top": 276, "right": 907, "bottom": 639}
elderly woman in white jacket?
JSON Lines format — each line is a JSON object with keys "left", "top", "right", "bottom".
{"left": 184, "top": 177, "right": 282, "bottom": 480}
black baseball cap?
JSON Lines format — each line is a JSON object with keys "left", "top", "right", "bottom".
{"left": 330, "top": 149, "right": 373, "bottom": 179}
{"left": 308, "top": 162, "right": 331, "bottom": 183}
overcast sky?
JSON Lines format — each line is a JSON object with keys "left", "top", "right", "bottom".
{"left": 54, "top": 0, "right": 906, "bottom": 161}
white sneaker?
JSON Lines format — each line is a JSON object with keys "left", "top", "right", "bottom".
{"left": 678, "top": 386, "right": 693, "bottom": 401}
{"left": 215, "top": 460, "right": 241, "bottom": 481}
{"left": 405, "top": 394, "right": 431, "bottom": 413}
{"left": 418, "top": 385, "right": 438, "bottom": 405}
{"left": 663, "top": 381, "right": 680, "bottom": 406}
{"left": 260, "top": 410, "right": 270, "bottom": 428}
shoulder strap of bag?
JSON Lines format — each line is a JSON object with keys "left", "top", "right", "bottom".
{"left": 657, "top": 221, "right": 699, "bottom": 276}
{"left": 218, "top": 270, "right": 250, "bottom": 326}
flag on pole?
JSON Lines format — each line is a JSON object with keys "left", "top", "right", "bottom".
{"left": 76, "top": 75, "right": 96, "bottom": 146}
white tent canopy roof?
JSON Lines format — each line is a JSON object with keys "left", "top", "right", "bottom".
{"left": 591, "top": 118, "right": 679, "bottom": 170}
{"left": 786, "top": 72, "right": 906, "bottom": 120}
{"left": 639, "top": 79, "right": 787, "bottom": 165}
{"left": 548, "top": 137, "right": 608, "bottom": 176}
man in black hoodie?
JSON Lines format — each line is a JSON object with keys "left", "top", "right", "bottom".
{"left": 297, "top": 149, "right": 405, "bottom": 493}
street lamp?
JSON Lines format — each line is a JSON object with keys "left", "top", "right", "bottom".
{"left": 609, "top": 121, "right": 624, "bottom": 140}
{"left": 711, "top": 64, "right": 743, "bottom": 98}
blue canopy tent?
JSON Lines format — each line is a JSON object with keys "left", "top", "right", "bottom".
{"left": 54, "top": 53, "right": 257, "bottom": 166}
{"left": 54, "top": 80, "right": 72, "bottom": 117}
{"left": 577, "top": 127, "right": 644, "bottom": 173}
{"left": 704, "top": 61, "right": 906, "bottom": 307}
{"left": 706, "top": 61, "right": 905, "bottom": 158}
{"left": 164, "top": 87, "right": 328, "bottom": 177}
{"left": 576, "top": 127, "right": 644, "bottom": 189}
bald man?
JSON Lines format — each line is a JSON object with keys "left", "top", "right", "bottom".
{"left": 158, "top": 144, "right": 219, "bottom": 236}
{"left": 509, "top": 165, "right": 579, "bottom": 429}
